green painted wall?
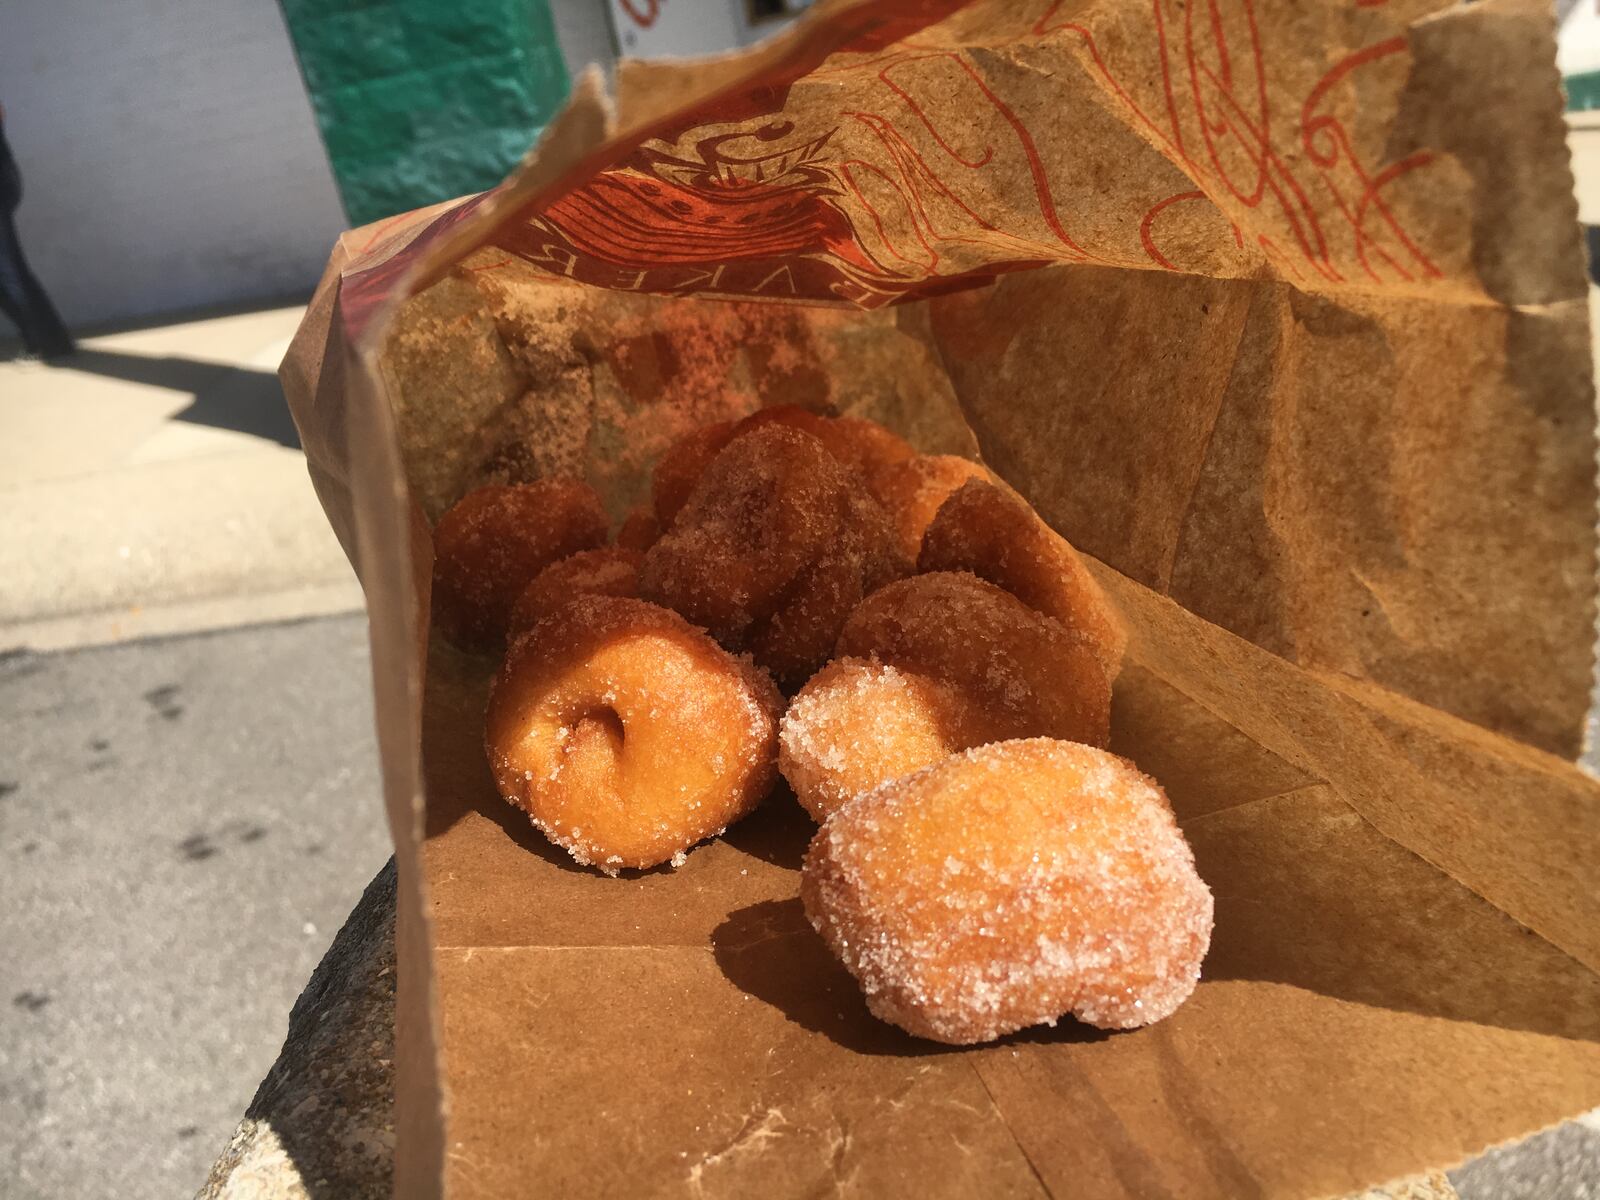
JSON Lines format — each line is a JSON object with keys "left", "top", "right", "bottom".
{"left": 1570, "top": 69, "right": 1600, "bottom": 112}
{"left": 280, "top": 0, "right": 571, "bottom": 225}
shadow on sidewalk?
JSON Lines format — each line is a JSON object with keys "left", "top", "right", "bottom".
{"left": 46, "top": 347, "right": 301, "bottom": 449}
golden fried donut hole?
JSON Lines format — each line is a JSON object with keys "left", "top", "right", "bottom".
{"left": 641, "top": 424, "right": 904, "bottom": 688}
{"left": 739, "top": 405, "right": 915, "bottom": 487}
{"left": 779, "top": 656, "right": 1008, "bottom": 822}
{"left": 650, "top": 406, "right": 914, "bottom": 528}
{"left": 507, "top": 547, "right": 642, "bottom": 644}
{"left": 431, "top": 480, "right": 608, "bottom": 650}
{"left": 802, "top": 738, "right": 1214, "bottom": 1043}
{"left": 868, "top": 454, "right": 993, "bottom": 562}
{"left": 919, "top": 479, "right": 1127, "bottom": 677}
{"left": 615, "top": 504, "right": 661, "bottom": 553}
{"left": 485, "top": 595, "right": 782, "bottom": 873}
{"left": 835, "top": 571, "right": 1111, "bottom": 749}
{"left": 652, "top": 419, "right": 737, "bottom": 528}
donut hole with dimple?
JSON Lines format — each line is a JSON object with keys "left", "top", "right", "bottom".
{"left": 485, "top": 594, "right": 783, "bottom": 873}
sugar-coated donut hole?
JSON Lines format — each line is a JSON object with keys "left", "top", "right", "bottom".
{"left": 801, "top": 738, "right": 1214, "bottom": 1044}
{"left": 570, "top": 705, "right": 625, "bottom": 751}
{"left": 779, "top": 656, "right": 1008, "bottom": 823}
{"left": 641, "top": 423, "right": 904, "bottom": 689}
{"left": 919, "top": 478, "right": 1127, "bottom": 678}
{"left": 431, "top": 479, "right": 609, "bottom": 651}
{"left": 486, "top": 594, "right": 783, "bottom": 873}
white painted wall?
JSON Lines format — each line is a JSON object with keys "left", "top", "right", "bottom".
{"left": 1560, "top": 0, "right": 1600, "bottom": 78}
{"left": 604, "top": 0, "right": 810, "bottom": 59}
{"left": 552, "top": 0, "right": 620, "bottom": 81}
{"left": 0, "top": 0, "right": 349, "bottom": 330}
{"left": 0, "top": 0, "right": 783, "bottom": 332}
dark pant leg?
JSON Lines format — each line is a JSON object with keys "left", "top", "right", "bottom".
{"left": 0, "top": 214, "right": 73, "bottom": 359}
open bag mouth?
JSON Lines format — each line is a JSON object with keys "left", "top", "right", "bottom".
{"left": 280, "top": 1, "right": 1600, "bottom": 1196}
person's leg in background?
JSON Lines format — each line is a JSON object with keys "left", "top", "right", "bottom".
{"left": 0, "top": 109, "right": 74, "bottom": 359}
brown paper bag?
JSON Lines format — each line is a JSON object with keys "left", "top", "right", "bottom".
{"left": 281, "top": 1, "right": 1600, "bottom": 1195}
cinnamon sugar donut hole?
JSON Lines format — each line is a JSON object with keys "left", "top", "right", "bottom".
{"left": 431, "top": 480, "right": 608, "bottom": 650}
{"left": 834, "top": 571, "right": 1111, "bottom": 750}
{"left": 650, "top": 406, "right": 914, "bottom": 529}
{"left": 641, "top": 424, "right": 904, "bottom": 688}
{"left": 507, "top": 547, "right": 642, "bottom": 643}
{"left": 651, "top": 419, "right": 738, "bottom": 529}
{"left": 738, "top": 405, "right": 914, "bottom": 489}
{"left": 919, "top": 479, "right": 1126, "bottom": 677}
{"left": 615, "top": 504, "right": 661, "bottom": 553}
{"left": 869, "top": 454, "right": 993, "bottom": 563}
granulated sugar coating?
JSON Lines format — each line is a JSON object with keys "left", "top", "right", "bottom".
{"left": 485, "top": 595, "right": 783, "bottom": 873}
{"left": 506, "top": 547, "right": 643, "bottom": 643}
{"left": 738, "top": 405, "right": 915, "bottom": 490}
{"left": 920, "top": 480, "right": 1128, "bottom": 678}
{"left": 379, "top": 273, "right": 533, "bottom": 520}
{"left": 801, "top": 739, "right": 1214, "bottom": 1043}
{"left": 780, "top": 657, "right": 1014, "bottom": 822}
{"left": 457, "top": 379, "right": 595, "bottom": 502}
{"left": 615, "top": 505, "right": 661, "bottom": 553}
{"left": 641, "top": 424, "right": 905, "bottom": 688}
{"left": 869, "top": 454, "right": 993, "bottom": 562}
{"left": 431, "top": 480, "right": 609, "bottom": 650}
{"left": 836, "top": 571, "right": 1112, "bottom": 749}
{"left": 650, "top": 405, "right": 915, "bottom": 530}
{"left": 651, "top": 418, "right": 739, "bottom": 528}
{"left": 459, "top": 430, "right": 546, "bottom": 492}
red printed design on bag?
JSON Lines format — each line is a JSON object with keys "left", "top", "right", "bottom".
{"left": 343, "top": 0, "right": 1449, "bottom": 323}
{"left": 494, "top": 123, "right": 906, "bottom": 303}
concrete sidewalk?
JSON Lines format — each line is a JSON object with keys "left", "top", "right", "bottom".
{"left": 0, "top": 306, "right": 362, "bottom": 651}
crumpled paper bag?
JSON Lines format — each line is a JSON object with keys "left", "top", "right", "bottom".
{"left": 281, "top": 2, "right": 1600, "bottom": 1196}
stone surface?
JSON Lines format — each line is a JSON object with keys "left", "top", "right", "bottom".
{"left": 198, "top": 862, "right": 395, "bottom": 1200}
{"left": 1449, "top": 1113, "right": 1600, "bottom": 1200}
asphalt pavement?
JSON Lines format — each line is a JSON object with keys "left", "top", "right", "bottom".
{"left": 0, "top": 614, "right": 391, "bottom": 1200}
